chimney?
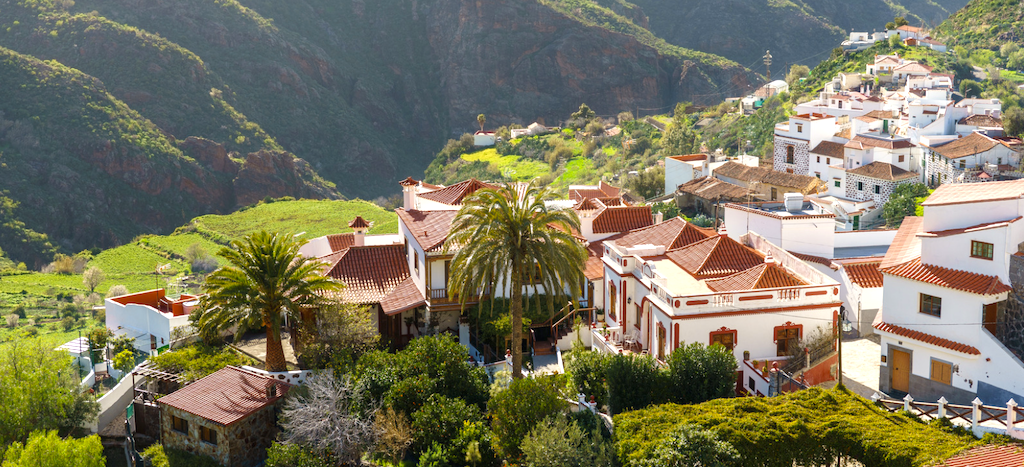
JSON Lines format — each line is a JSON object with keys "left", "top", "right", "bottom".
{"left": 718, "top": 223, "right": 728, "bottom": 237}
{"left": 399, "top": 177, "right": 418, "bottom": 210}
{"left": 784, "top": 193, "right": 804, "bottom": 213}
{"left": 349, "top": 216, "right": 370, "bottom": 247}
{"left": 764, "top": 251, "right": 777, "bottom": 265}
{"left": 655, "top": 211, "right": 664, "bottom": 224}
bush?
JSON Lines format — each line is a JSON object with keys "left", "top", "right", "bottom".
{"left": 520, "top": 415, "right": 615, "bottom": 467}
{"left": 2, "top": 430, "right": 104, "bottom": 467}
{"left": 60, "top": 303, "right": 80, "bottom": 320}
{"left": 488, "top": 375, "right": 568, "bottom": 459}
{"left": 666, "top": 342, "right": 737, "bottom": 404}
{"left": 415, "top": 419, "right": 495, "bottom": 467}
{"left": 141, "top": 444, "right": 222, "bottom": 467}
{"left": 265, "top": 442, "right": 334, "bottom": 467}
{"left": 13, "top": 305, "right": 26, "bottom": 319}
{"left": 606, "top": 353, "right": 665, "bottom": 415}
{"left": 113, "top": 349, "right": 136, "bottom": 375}
{"left": 60, "top": 316, "right": 75, "bottom": 331}
{"left": 279, "top": 373, "right": 376, "bottom": 465}
{"left": 411, "top": 394, "right": 484, "bottom": 455}
{"left": 6, "top": 313, "right": 18, "bottom": 328}
{"left": 641, "top": 423, "right": 741, "bottom": 467}
{"left": 149, "top": 343, "right": 251, "bottom": 381}
{"left": 566, "top": 350, "right": 612, "bottom": 408}
{"left": 105, "top": 284, "right": 129, "bottom": 298}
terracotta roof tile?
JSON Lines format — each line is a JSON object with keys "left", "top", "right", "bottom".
{"left": 918, "top": 217, "right": 1022, "bottom": 238}
{"left": 958, "top": 114, "right": 1002, "bottom": 128}
{"left": 863, "top": 110, "right": 896, "bottom": 119}
{"left": 584, "top": 242, "right": 607, "bottom": 281}
{"left": 874, "top": 321, "right": 980, "bottom": 355}
{"left": 714, "top": 162, "right": 821, "bottom": 191}
{"left": 399, "top": 176, "right": 419, "bottom": 186}
{"left": 880, "top": 217, "right": 923, "bottom": 269}
{"left": 592, "top": 206, "right": 653, "bottom": 234}
{"left": 810, "top": 141, "right": 846, "bottom": 159}
{"left": 570, "top": 181, "right": 622, "bottom": 203}
{"left": 417, "top": 179, "right": 496, "bottom": 206}
{"left": 677, "top": 177, "right": 754, "bottom": 200}
{"left": 667, "top": 154, "right": 708, "bottom": 162}
{"left": 665, "top": 235, "right": 765, "bottom": 279}
{"left": 843, "top": 261, "right": 883, "bottom": 288}
{"left": 928, "top": 132, "right": 999, "bottom": 159}
{"left": 846, "top": 135, "right": 914, "bottom": 150}
{"left": 705, "top": 262, "right": 805, "bottom": 292}
{"left": 380, "top": 276, "right": 426, "bottom": 315}
{"left": 835, "top": 128, "right": 852, "bottom": 139}
{"left": 608, "top": 217, "right": 713, "bottom": 251}
{"left": 847, "top": 161, "right": 918, "bottom": 181}
{"left": 325, "top": 245, "right": 410, "bottom": 304}
{"left": 158, "top": 366, "right": 291, "bottom": 426}
{"left": 881, "top": 258, "right": 1011, "bottom": 296}
{"left": 792, "top": 252, "right": 838, "bottom": 270}
{"left": 326, "top": 233, "right": 355, "bottom": 253}
{"left": 921, "top": 178, "right": 1024, "bottom": 207}
{"left": 894, "top": 62, "right": 933, "bottom": 73}
{"left": 348, "top": 216, "right": 370, "bottom": 229}
{"left": 933, "top": 444, "right": 1024, "bottom": 467}
{"left": 396, "top": 209, "right": 457, "bottom": 251}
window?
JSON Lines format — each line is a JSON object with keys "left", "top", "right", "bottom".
{"left": 786, "top": 168, "right": 794, "bottom": 173}
{"left": 898, "top": 154, "right": 905, "bottom": 163}
{"left": 971, "top": 241, "right": 994, "bottom": 260}
{"left": 796, "top": 124, "right": 803, "bottom": 133}
{"left": 786, "top": 146, "right": 795, "bottom": 164}
{"left": 930, "top": 359, "right": 952, "bottom": 385}
{"left": 838, "top": 101, "right": 843, "bottom": 109}
{"left": 857, "top": 181, "right": 864, "bottom": 191}
{"left": 771, "top": 187, "right": 778, "bottom": 201}
{"left": 826, "top": 158, "right": 830, "bottom": 165}
{"left": 817, "top": 156, "right": 821, "bottom": 163}
{"left": 748, "top": 377, "right": 756, "bottom": 391}
{"left": 998, "top": 157, "right": 1003, "bottom": 165}
{"left": 816, "top": 173, "right": 821, "bottom": 179}
{"left": 775, "top": 325, "right": 801, "bottom": 356}
{"left": 171, "top": 415, "right": 188, "bottom": 435}
{"left": 710, "top": 329, "right": 736, "bottom": 351}
{"left": 874, "top": 185, "right": 881, "bottom": 194}
{"left": 200, "top": 425, "right": 217, "bottom": 445}
{"left": 413, "top": 249, "right": 419, "bottom": 273}
{"left": 834, "top": 180, "right": 841, "bottom": 188}
{"left": 959, "top": 159, "right": 966, "bottom": 169}
{"left": 608, "top": 282, "right": 617, "bottom": 322}
{"left": 634, "top": 304, "right": 642, "bottom": 330}
{"left": 920, "top": 293, "right": 942, "bottom": 317}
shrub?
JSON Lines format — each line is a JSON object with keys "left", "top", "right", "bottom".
{"left": 113, "top": 350, "right": 136, "bottom": 375}
{"left": 666, "top": 342, "right": 737, "bottom": 404}
{"left": 47, "top": 254, "right": 75, "bottom": 275}
{"left": 415, "top": 419, "right": 495, "bottom": 467}
{"left": 141, "top": 445, "right": 222, "bottom": 467}
{"left": 95, "top": 308, "right": 105, "bottom": 322}
{"left": 641, "top": 423, "right": 741, "bottom": 467}
{"left": 488, "top": 375, "right": 569, "bottom": 459}
{"left": 60, "top": 303, "right": 80, "bottom": 320}
{"left": 374, "top": 408, "right": 413, "bottom": 465}
{"left": 265, "top": 442, "right": 334, "bottom": 467}
{"left": 82, "top": 266, "right": 104, "bottom": 293}
{"left": 60, "top": 316, "right": 75, "bottom": 331}
{"left": 565, "top": 350, "right": 612, "bottom": 408}
{"left": 105, "top": 284, "right": 129, "bottom": 298}
{"left": 2, "top": 430, "right": 104, "bottom": 467}
{"left": 606, "top": 353, "right": 665, "bottom": 415}
{"left": 6, "top": 313, "right": 18, "bottom": 328}
{"left": 279, "top": 372, "right": 377, "bottom": 465}
{"left": 520, "top": 415, "right": 615, "bottom": 467}
{"left": 411, "top": 394, "right": 484, "bottom": 455}
{"left": 149, "top": 343, "right": 251, "bottom": 382}
{"left": 21, "top": 327, "right": 37, "bottom": 337}
{"left": 13, "top": 305, "right": 26, "bottom": 319}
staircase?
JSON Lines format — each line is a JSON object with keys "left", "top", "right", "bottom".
{"left": 532, "top": 306, "right": 593, "bottom": 356}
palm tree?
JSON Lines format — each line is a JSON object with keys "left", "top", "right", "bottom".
{"left": 196, "top": 231, "right": 340, "bottom": 372}
{"left": 445, "top": 181, "right": 586, "bottom": 378}
{"left": 477, "top": 113, "right": 486, "bottom": 132}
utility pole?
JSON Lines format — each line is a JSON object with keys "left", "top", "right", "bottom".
{"left": 763, "top": 50, "right": 773, "bottom": 82}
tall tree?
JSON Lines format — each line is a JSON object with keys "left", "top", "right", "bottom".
{"left": 196, "top": 231, "right": 340, "bottom": 372}
{"left": 477, "top": 113, "right": 486, "bottom": 132}
{"left": 445, "top": 181, "right": 586, "bottom": 378}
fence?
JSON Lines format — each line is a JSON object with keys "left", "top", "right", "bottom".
{"left": 874, "top": 393, "right": 1024, "bottom": 439}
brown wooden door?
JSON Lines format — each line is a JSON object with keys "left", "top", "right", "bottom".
{"left": 891, "top": 349, "right": 910, "bottom": 393}
{"left": 984, "top": 303, "right": 998, "bottom": 335}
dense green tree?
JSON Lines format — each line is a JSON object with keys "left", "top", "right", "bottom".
{"left": 411, "top": 394, "right": 484, "bottom": 455}
{"left": 626, "top": 167, "right": 665, "bottom": 200}
{"left": 566, "top": 350, "right": 613, "bottom": 408}
{"left": 477, "top": 114, "right": 486, "bottom": 132}
{"left": 785, "top": 64, "right": 810, "bottom": 86}
{"left": 660, "top": 116, "right": 696, "bottom": 157}
{"left": 666, "top": 342, "right": 738, "bottom": 404}
{"left": 606, "top": 353, "right": 665, "bottom": 415}
{"left": 883, "top": 183, "right": 930, "bottom": 227}
{"left": 1004, "top": 106, "right": 1024, "bottom": 137}
{"left": 195, "top": 230, "right": 340, "bottom": 371}
{"left": 1, "top": 430, "right": 104, "bottom": 467}
{"left": 265, "top": 442, "right": 334, "bottom": 467}
{"left": 520, "top": 415, "right": 614, "bottom": 467}
{"left": 642, "top": 424, "right": 741, "bottom": 467}
{"left": 445, "top": 181, "right": 586, "bottom": 378}
{"left": 0, "top": 340, "right": 98, "bottom": 446}
{"left": 960, "top": 79, "right": 983, "bottom": 98}
{"left": 571, "top": 103, "right": 597, "bottom": 122}
{"left": 894, "top": 16, "right": 909, "bottom": 27}
{"left": 488, "top": 376, "right": 568, "bottom": 459}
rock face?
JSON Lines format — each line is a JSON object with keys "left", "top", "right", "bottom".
{"left": 424, "top": 0, "right": 754, "bottom": 130}
{"left": 234, "top": 150, "right": 338, "bottom": 206}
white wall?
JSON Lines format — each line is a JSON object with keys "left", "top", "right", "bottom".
{"left": 919, "top": 226, "right": 1012, "bottom": 281}
{"left": 834, "top": 229, "right": 898, "bottom": 249}
{"left": 880, "top": 274, "right": 1004, "bottom": 346}
{"left": 665, "top": 158, "right": 696, "bottom": 196}
{"left": 921, "top": 198, "right": 1021, "bottom": 233}
{"left": 105, "top": 299, "right": 187, "bottom": 353}
{"left": 780, "top": 219, "right": 836, "bottom": 259}
{"left": 400, "top": 220, "right": 427, "bottom": 294}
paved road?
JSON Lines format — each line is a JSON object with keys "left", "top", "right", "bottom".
{"left": 820, "top": 335, "right": 884, "bottom": 399}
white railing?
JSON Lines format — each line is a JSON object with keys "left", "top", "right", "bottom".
{"left": 667, "top": 284, "right": 837, "bottom": 316}
{"left": 874, "top": 393, "right": 1024, "bottom": 440}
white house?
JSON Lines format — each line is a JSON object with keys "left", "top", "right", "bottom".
{"left": 105, "top": 289, "right": 199, "bottom": 354}
{"left": 924, "top": 131, "right": 1022, "bottom": 186}
{"left": 664, "top": 154, "right": 709, "bottom": 195}
{"left": 473, "top": 131, "right": 496, "bottom": 146}
{"left": 876, "top": 179, "right": 1024, "bottom": 404}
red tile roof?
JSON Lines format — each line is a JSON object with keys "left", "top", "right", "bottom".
{"left": 842, "top": 261, "right": 883, "bottom": 288}
{"left": 918, "top": 217, "right": 1022, "bottom": 238}
{"left": 665, "top": 235, "right": 765, "bottom": 279}
{"left": 380, "top": 276, "right": 426, "bottom": 315}
{"left": 705, "top": 263, "right": 805, "bottom": 292}
{"left": 874, "top": 321, "right": 980, "bottom": 355}
{"left": 324, "top": 244, "right": 410, "bottom": 304}
{"left": 958, "top": 114, "right": 1002, "bottom": 128}
{"left": 810, "top": 141, "right": 846, "bottom": 159}
{"left": 921, "top": 179, "right": 1024, "bottom": 207}
{"left": 592, "top": 206, "right": 654, "bottom": 234}
{"left": 584, "top": 242, "right": 607, "bottom": 281}
{"left": 399, "top": 176, "right": 419, "bottom": 186}
{"left": 880, "top": 216, "right": 923, "bottom": 270}
{"left": 894, "top": 62, "right": 933, "bottom": 73}
{"left": 847, "top": 161, "right": 918, "bottom": 181}
{"left": 845, "top": 135, "right": 914, "bottom": 150}
{"left": 570, "top": 181, "right": 622, "bottom": 203}
{"left": 396, "top": 209, "right": 458, "bottom": 251}
{"left": 348, "top": 216, "right": 370, "bottom": 229}
{"left": 326, "top": 233, "right": 355, "bottom": 253}
{"left": 609, "top": 217, "right": 713, "bottom": 251}
{"left": 417, "top": 178, "right": 496, "bottom": 206}
{"left": 791, "top": 252, "right": 838, "bottom": 270}
{"left": 933, "top": 444, "right": 1024, "bottom": 467}
{"left": 158, "top": 366, "right": 291, "bottom": 426}
{"left": 928, "top": 132, "right": 1000, "bottom": 160}
{"left": 881, "top": 258, "right": 1011, "bottom": 296}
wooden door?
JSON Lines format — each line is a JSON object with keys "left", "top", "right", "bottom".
{"left": 984, "top": 303, "right": 998, "bottom": 335}
{"left": 891, "top": 349, "right": 911, "bottom": 393}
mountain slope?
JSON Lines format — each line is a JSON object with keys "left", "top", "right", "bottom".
{"left": 933, "top": 0, "right": 1024, "bottom": 49}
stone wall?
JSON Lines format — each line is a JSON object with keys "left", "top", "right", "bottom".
{"left": 773, "top": 138, "right": 809, "bottom": 175}
{"left": 844, "top": 174, "right": 916, "bottom": 206}
{"left": 160, "top": 402, "right": 284, "bottom": 467}
{"left": 1000, "top": 254, "right": 1024, "bottom": 360}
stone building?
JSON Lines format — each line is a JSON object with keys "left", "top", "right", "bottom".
{"left": 158, "top": 366, "right": 292, "bottom": 467}
{"left": 844, "top": 161, "right": 919, "bottom": 206}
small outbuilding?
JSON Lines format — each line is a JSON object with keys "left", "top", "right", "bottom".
{"left": 158, "top": 366, "right": 292, "bottom": 467}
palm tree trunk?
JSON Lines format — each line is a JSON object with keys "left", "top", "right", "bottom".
{"left": 511, "top": 264, "right": 524, "bottom": 379}
{"left": 265, "top": 325, "right": 287, "bottom": 372}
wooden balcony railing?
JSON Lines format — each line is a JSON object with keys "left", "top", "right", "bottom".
{"left": 428, "top": 287, "right": 490, "bottom": 305}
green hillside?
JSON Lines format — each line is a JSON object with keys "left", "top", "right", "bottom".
{"left": 934, "top": 0, "right": 1024, "bottom": 50}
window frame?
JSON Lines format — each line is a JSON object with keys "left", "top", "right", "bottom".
{"left": 171, "top": 415, "right": 189, "bottom": 435}
{"left": 774, "top": 323, "right": 803, "bottom": 357}
{"left": 874, "top": 185, "right": 881, "bottom": 194}
{"left": 857, "top": 181, "right": 864, "bottom": 191}
{"left": 709, "top": 327, "right": 737, "bottom": 351}
{"left": 608, "top": 281, "right": 617, "bottom": 322}
{"left": 930, "top": 358, "right": 952, "bottom": 385}
{"left": 971, "top": 240, "right": 994, "bottom": 260}
{"left": 786, "top": 146, "right": 795, "bottom": 164}
{"left": 199, "top": 425, "right": 218, "bottom": 446}
{"left": 834, "top": 180, "right": 841, "bottom": 188}
{"left": 919, "top": 293, "right": 942, "bottom": 317}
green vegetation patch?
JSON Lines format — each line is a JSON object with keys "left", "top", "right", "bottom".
{"left": 614, "top": 387, "right": 982, "bottom": 467}
{"left": 190, "top": 199, "right": 399, "bottom": 242}
{"left": 461, "top": 148, "right": 551, "bottom": 181}
{"left": 149, "top": 343, "right": 254, "bottom": 382}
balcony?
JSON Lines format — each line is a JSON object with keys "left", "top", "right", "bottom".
{"left": 428, "top": 287, "right": 490, "bottom": 306}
